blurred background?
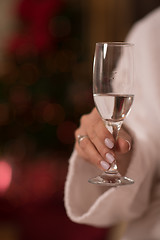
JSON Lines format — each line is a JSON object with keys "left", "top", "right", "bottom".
{"left": 0, "top": 0, "right": 159, "bottom": 239}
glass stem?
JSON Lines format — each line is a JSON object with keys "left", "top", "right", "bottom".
{"left": 105, "top": 121, "right": 122, "bottom": 174}
{"left": 112, "top": 122, "right": 122, "bottom": 140}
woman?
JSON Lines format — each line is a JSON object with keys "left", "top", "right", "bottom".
{"left": 64, "top": 7, "right": 160, "bottom": 240}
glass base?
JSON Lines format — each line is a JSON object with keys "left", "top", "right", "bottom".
{"left": 88, "top": 172, "right": 134, "bottom": 187}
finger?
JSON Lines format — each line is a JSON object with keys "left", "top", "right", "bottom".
{"left": 87, "top": 119, "right": 115, "bottom": 164}
{"left": 75, "top": 136, "right": 110, "bottom": 171}
{"left": 80, "top": 111, "right": 114, "bottom": 142}
{"left": 116, "top": 137, "right": 131, "bottom": 154}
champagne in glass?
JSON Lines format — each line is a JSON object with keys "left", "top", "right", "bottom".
{"left": 88, "top": 42, "right": 134, "bottom": 186}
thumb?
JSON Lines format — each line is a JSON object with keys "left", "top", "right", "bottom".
{"left": 116, "top": 137, "right": 131, "bottom": 154}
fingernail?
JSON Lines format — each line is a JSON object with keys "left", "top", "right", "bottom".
{"left": 104, "top": 138, "right": 114, "bottom": 149}
{"left": 100, "top": 160, "right": 110, "bottom": 170}
{"left": 106, "top": 153, "right": 115, "bottom": 163}
{"left": 126, "top": 140, "right": 131, "bottom": 151}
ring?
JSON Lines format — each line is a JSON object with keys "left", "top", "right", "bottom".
{"left": 77, "top": 135, "right": 88, "bottom": 145}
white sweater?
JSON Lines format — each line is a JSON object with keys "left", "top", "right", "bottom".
{"left": 64, "top": 7, "right": 160, "bottom": 240}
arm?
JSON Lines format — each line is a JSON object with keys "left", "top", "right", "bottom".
{"left": 65, "top": 11, "right": 160, "bottom": 227}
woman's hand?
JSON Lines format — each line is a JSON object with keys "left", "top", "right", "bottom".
{"left": 75, "top": 108, "right": 132, "bottom": 174}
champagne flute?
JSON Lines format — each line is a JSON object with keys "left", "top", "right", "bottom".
{"left": 88, "top": 42, "right": 134, "bottom": 186}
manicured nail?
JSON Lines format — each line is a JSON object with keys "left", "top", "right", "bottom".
{"left": 104, "top": 138, "right": 114, "bottom": 149}
{"left": 106, "top": 153, "right": 115, "bottom": 163}
{"left": 126, "top": 140, "right": 131, "bottom": 151}
{"left": 100, "top": 160, "right": 110, "bottom": 170}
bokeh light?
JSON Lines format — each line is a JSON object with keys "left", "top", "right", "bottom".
{"left": 34, "top": 101, "right": 65, "bottom": 125}
{"left": 0, "top": 160, "right": 12, "bottom": 194}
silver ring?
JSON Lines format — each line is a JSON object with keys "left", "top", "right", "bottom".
{"left": 77, "top": 135, "right": 88, "bottom": 145}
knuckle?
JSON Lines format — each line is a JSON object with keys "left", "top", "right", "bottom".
{"left": 79, "top": 137, "right": 89, "bottom": 149}
{"left": 80, "top": 114, "right": 87, "bottom": 124}
{"left": 74, "top": 129, "right": 79, "bottom": 138}
{"left": 101, "top": 148, "right": 108, "bottom": 158}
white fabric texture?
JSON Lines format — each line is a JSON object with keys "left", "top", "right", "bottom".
{"left": 64, "top": 7, "right": 160, "bottom": 240}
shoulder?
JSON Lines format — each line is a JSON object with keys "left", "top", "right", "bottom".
{"left": 138, "top": 7, "right": 160, "bottom": 27}
{"left": 126, "top": 7, "right": 160, "bottom": 43}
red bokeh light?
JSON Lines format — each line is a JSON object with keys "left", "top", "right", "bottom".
{"left": 0, "top": 160, "right": 12, "bottom": 194}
